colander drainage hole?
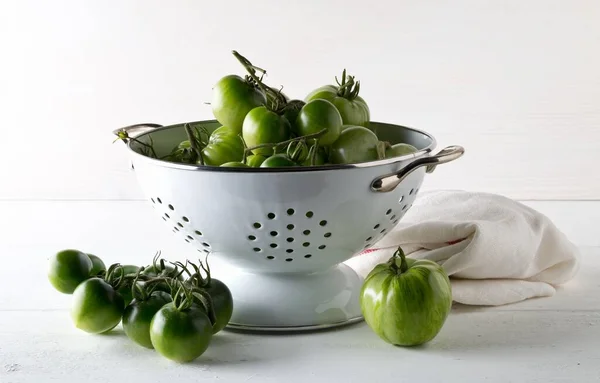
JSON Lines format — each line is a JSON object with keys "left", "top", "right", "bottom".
{"left": 287, "top": 208, "right": 295, "bottom": 215}
{"left": 366, "top": 236, "right": 373, "bottom": 242}
{"left": 373, "top": 224, "right": 380, "bottom": 229}
{"left": 270, "top": 243, "right": 278, "bottom": 248}
{"left": 165, "top": 213, "right": 170, "bottom": 219}
{"left": 324, "top": 232, "right": 332, "bottom": 238}
{"left": 182, "top": 216, "right": 189, "bottom": 223}
{"left": 168, "top": 204, "right": 174, "bottom": 211}
{"left": 187, "top": 235, "right": 194, "bottom": 241}
{"left": 304, "top": 254, "right": 312, "bottom": 258}
{"left": 303, "top": 230, "right": 311, "bottom": 235}
{"left": 390, "top": 215, "right": 396, "bottom": 221}
{"left": 177, "top": 222, "right": 184, "bottom": 228}
{"left": 270, "top": 231, "right": 278, "bottom": 237}
{"left": 287, "top": 224, "right": 295, "bottom": 230}
{"left": 248, "top": 235, "right": 256, "bottom": 241}
{"left": 381, "top": 229, "right": 387, "bottom": 234}
{"left": 402, "top": 205, "right": 408, "bottom": 211}
{"left": 286, "top": 249, "right": 294, "bottom": 253}
{"left": 266, "top": 256, "right": 274, "bottom": 260}
{"left": 399, "top": 195, "right": 404, "bottom": 203}
{"left": 202, "top": 242, "right": 210, "bottom": 247}
{"left": 285, "top": 258, "right": 293, "bottom": 262}
{"left": 318, "top": 245, "right": 326, "bottom": 250}
{"left": 185, "top": 239, "right": 190, "bottom": 243}
{"left": 286, "top": 237, "right": 294, "bottom": 243}
{"left": 253, "top": 247, "right": 261, "bottom": 252}
{"left": 174, "top": 226, "right": 179, "bottom": 231}
{"left": 409, "top": 189, "right": 414, "bottom": 195}
{"left": 306, "top": 211, "right": 314, "bottom": 218}
{"left": 319, "top": 220, "right": 327, "bottom": 226}
{"left": 162, "top": 217, "right": 167, "bottom": 221}
{"left": 393, "top": 219, "right": 399, "bottom": 224}
{"left": 151, "top": 198, "right": 155, "bottom": 204}
{"left": 303, "top": 242, "right": 310, "bottom": 247}
{"left": 386, "top": 209, "right": 392, "bottom": 215}
{"left": 195, "top": 230, "right": 202, "bottom": 236}
{"left": 267, "top": 213, "right": 276, "bottom": 219}
{"left": 253, "top": 222, "right": 262, "bottom": 229}
{"left": 157, "top": 198, "right": 162, "bottom": 204}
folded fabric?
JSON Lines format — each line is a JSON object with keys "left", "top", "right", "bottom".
{"left": 344, "top": 190, "right": 581, "bottom": 306}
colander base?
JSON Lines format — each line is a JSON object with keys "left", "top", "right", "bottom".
{"left": 214, "top": 263, "right": 364, "bottom": 331}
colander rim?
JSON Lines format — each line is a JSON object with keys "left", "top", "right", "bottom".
{"left": 124, "top": 119, "right": 438, "bottom": 173}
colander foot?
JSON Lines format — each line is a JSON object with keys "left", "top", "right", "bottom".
{"left": 213, "top": 263, "right": 364, "bottom": 332}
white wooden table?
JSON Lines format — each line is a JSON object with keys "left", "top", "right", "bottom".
{"left": 1, "top": 200, "right": 599, "bottom": 383}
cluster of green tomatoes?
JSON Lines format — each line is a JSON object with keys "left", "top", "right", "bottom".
{"left": 47, "top": 249, "right": 233, "bottom": 363}
{"left": 157, "top": 51, "right": 418, "bottom": 168}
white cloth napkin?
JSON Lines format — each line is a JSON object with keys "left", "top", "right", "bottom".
{"left": 344, "top": 190, "right": 581, "bottom": 306}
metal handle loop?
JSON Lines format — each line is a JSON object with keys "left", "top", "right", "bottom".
{"left": 370, "top": 145, "right": 465, "bottom": 192}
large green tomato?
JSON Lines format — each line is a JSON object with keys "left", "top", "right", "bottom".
{"left": 48, "top": 249, "right": 93, "bottom": 294}
{"left": 359, "top": 247, "right": 452, "bottom": 346}
{"left": 294, "top": 99, "right": 342, "bottom": 146}
{"left": 150, "top": 302, "right": 213, "bottom": 363}
{"left": 122, "top": 291, "right": 172, "bottom": 349}
{"left": 386, "top": 143, "right": 418, "bottom": 158}
{"left": 305, "top": 73, "right": 370, "bottom": 128}
{"left": 201, "top": 126, "right": 245, "bottom": 166}
{"left": 242, "top": 106, "right": 291, "bottom": 156}
{"left": 329, "top": 126, "right": 379, "bottom": 164}
{"left": 211, "top": 75, "right": 267, "bottom": 133}
{"left": 71, "top": 277, "right": 125, "bottom": 334}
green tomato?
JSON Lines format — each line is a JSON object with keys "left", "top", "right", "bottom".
{"left": 329, "top": 126, "right": 379, "bottom": 164}
{"left": 150, "top": 302, "right": 213, "bottom": 363}
{"left": 246, "top": 154, "right": 266, "bottom": 167}
{"left": 211, "top": 75, "right": 267, "bottom": 133}
{"left": 305, "top": 76, "right": 370, "bottom": 128}
{"left": 220, "top": 161, "right": 249, "bottom": 168}
{"left": 48, "top": 249, "right": 93, "bottom": 294}
{"left": 260, "top": 154, "right": 297, "bottom": 168}
{"left": 386, "top": 143, "right": 418, "bottom": 158}
{"left": 242, "top": 106, "right": 291, "bottom": 156}
{"left": 203, "top": 279, "right": 234, "bottom": 334}
{"left": 122, "top": 291, "right": 172, "bottom": 349}
{"left": 294, "top": 99, "right": 342, "bottom": 146}
{"left": 87, "top": 254, "right": 106, "bottom": 277}
{"left": 281, "top": 99, "right": 305, "bottom": 131}
{"left": 201, "top": 126, "right": 245, "bottom": 166}
{"left": 71, "top": 277, "right": 125, "bottom": 334}
{"left": 359, "top": 247, "right": 452, "bottom": 346}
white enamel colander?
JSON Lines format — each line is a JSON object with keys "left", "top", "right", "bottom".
{"left": 114, "top": 120, "right": 464, "bottom": 331}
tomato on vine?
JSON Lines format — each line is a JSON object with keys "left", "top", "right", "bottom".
{"left": 294, "top": 99, "right": 343, "bottom": 146}
{"left": 48, "top": 249, "right": 93, "bottom": 294}
{"left": 305, "top": 69, "right": 370, "bottom": 128}
{"left": 211, "top": 74, "right": 267, "bottom": 133}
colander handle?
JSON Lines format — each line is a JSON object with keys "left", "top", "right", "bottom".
{"left": 370, "top": 145, "right": 465, "bottom": 192}
{"left": 112, "top": 123, "right": 164, "bottom": 139}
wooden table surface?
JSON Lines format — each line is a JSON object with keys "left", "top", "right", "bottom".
{"left": 1, "top": 200, "right": 598, "bottom": 383}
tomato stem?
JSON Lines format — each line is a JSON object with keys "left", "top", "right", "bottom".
{"left": 244, "top": 128, "right": 327, "bottom": 156}
{"left": 390, "top": 247, "right": 409, "bottom": 274}
{"left": 184, "top": 123, "right": 204, "bottom": 165}
{"left": 232, "top": 50, "right": 286, "bottom": 111}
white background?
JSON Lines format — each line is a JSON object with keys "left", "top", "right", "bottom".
{"left": 1, "top": 0, "right": 599, "bottom": 202}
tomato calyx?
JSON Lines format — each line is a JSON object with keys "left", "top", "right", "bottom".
{"left": 232, "top": 50, "right": 289, "bottom": 114}
{"left": 169, "top": 258, "right": 218, "bottom": 327}
{"left": 335, "top": 69, "right": 362, "bottom": 101}
{"left": 388, "top": 246, "right": 410, "bottom": 275}
{"left": 241, "top": 127, "right": 327, "bottom": 163}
